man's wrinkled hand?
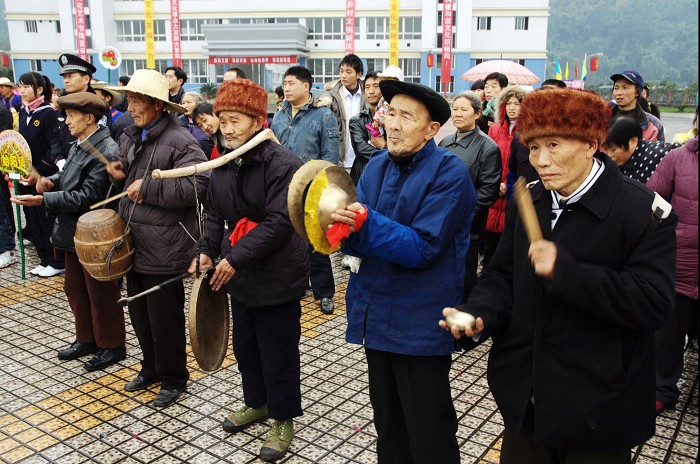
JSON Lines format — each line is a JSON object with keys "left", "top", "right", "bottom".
{"left": 126, "top": 179, "right": 144, "bottom": 203}
{"left": 439, "top": 307, "right": 485, "bottom": 340}
{"left": 107, "top": 160, "right": 126, "bottom": 181}
{"left": 209, "top": 258, "right": 235, "bottom": 292}
{"left": 188, "top": 254, "right": 213, "bottom": 276}
{"left": 528, "top": 239, "right": 557, "bottom": 279}
{"left": 329, "top": 202, "right": 365, "bottom": 234}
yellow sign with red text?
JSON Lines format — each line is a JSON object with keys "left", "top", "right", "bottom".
{"left": 145, "top": 0, "right": 155, "bottom": 69}
{"left": 389, "top": 0, "right": 399, "bottom": 66}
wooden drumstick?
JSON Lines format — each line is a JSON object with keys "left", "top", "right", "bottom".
{"left": 90, "top": 190, "right": 129, "bottom": 210}
{"left": 513, "top": 177, "right": 543, "bottom": 243}
{"left": 80, "top": 139, "right": 111, "bottom": 167}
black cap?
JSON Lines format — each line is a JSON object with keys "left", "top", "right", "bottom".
{"left": 59, "top": 54, "right": 97, "bottom": 76}
{"left": 379, "top": 80, "right": 451, "bottom": 126}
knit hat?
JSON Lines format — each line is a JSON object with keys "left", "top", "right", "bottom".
{"left": 57, "top": 92, "right": 107, "bottom": 120}
{"left": 517, "top": 89, "right": 611, "bottom": 146}
{"left": 213, "top": 79, "right": 268, "bottom": 120}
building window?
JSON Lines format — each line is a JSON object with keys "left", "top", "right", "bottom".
{"left": 436, "top": 54, "right": 456, "bottom": 70}
{"left": 365, "top": 58, "right": 388, "bottom": 74}
{"left": 400, "top": 17, "right": 421, "bottom": 40}
{"left": 435, "top": 75, "right": 454, "bottom": 94}
{"left": 115, "top": 20, "right": 167, "bottom": 42}
{"left": 25, "top": 20, "right": 38, "bottom": 33}
{"left": 515, "top": 16, "right": 529, "bottom": 30}
{"left": 181, "top": 59, "right": 208, "bottom": 84}
{"left": 476, "top": 17, "right": 491, "bottom": 31}
{"left": 399, "top": 58, "right": 420, "bottom": 83}
{"left": 367, "top": 17, "right": 389, "bottom": 40}
{"left": 180, "top": 19, "right": 223, "bottom": 41}
{"left": 437, "top": 10, "right": 456, "bottom": 27}
{"left": 436, "top": 32, "right": 456, "bottom": 49}
{"left": 306, "top": 18, "right": 350, "bottom": 40}
{"left": 307, "top": 58, "right": 341, "bottom": 86}
{"left": 29, "top": 60, "right": 42, "bottom": 72}
{"left": 119, "top": 59, "right": 168, "bottom": 76}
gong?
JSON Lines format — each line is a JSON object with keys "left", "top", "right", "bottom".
{"left": 189, "top": 269, "right": 230, "bottom": 372}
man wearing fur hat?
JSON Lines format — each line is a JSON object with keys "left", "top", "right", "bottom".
{"left": 441, "top": 89, "right": 677, "bottom": 463}
{"left": 271, "top": 65, "right": 340, "bottom": 315}
{"left": 189, "top": 79, "right": 309, "bottom": 462}
{"left": 12, "top": 92, "right": 126, "bottom": 371}
{"left": 330, "top": 81, "right": 476, "bottom": 463}
{"left": 106, "top": 69, "right": 209, "bottom": 408}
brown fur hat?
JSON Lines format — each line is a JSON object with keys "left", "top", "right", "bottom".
{"left": 517, "top": 89, "right": 611, "bottom": 146}
{"left": 213, "top": 79, "right": 267, "bottom": 120}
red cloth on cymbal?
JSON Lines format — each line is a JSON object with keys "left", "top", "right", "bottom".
{"left": 325, "top": 207, "right": 368, "bottom": 248}
{"left": 229, "top": 218, "right": 258, "bottom": 246}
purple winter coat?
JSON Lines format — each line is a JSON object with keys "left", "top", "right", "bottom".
{"left": 646, "top": 136, "right": 698, "bottom": 300}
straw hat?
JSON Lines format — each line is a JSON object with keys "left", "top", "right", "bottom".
{"left": 0, "top": 77, "right": 17, "bottom": 89}
{"left": 107, "top": 69, "right": 186, "bottom": 113}
{"left": 91, "top": 81, "right": 122, "bottom": 105}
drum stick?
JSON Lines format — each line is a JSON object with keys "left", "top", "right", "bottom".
{"left": 90, "top": 191, "right": 129, "bottom": 210}
{"left": 118, "top": 266, "right": 212, "bottom": 306}
{"left": 80, "top": 139, "right": 111, "bottom": 167}
{"left": 513, "top": 177, "right": 543, "bottom": 243}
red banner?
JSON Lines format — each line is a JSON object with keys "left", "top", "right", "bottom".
{"left": 208, "top": 56, "right": 297, "bottom": 65}
{"left": 344, "top": 0, "right": 356, "bottom": 55}
{"left": 169, "top": 0, "right": 182, "bottom": 67}
{"left": 440, "top": 0, "right": 454, "bottom": 86}
{"left": 74, "top": 0, "right": 89, "bottom": 61}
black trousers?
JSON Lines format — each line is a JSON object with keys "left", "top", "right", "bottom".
{"left": 656, "top": 292, "right": 699, "bottom": 405}
{"left": 481, "top": 230, "right": 502, "bottom": 271}
{"left": 464, "top": 210, "right": 488, "bottom": 303}
{"left": 501, "top": 403, "right": 631, "bottom": 464}
{"left": 230, "top": 297, "right": 302, "bottom": 420}
{"left": 308, "top": 245, "right": 334, "bottom": 300}
{"left": 365, "top": 348, "right": 459, "bottom": 464}
{"left": 126, "top": 271, "right": 189, "bottom": 390}
{"left": 19, "top": 184, "right": 63, "bottom": 268}
{"left": 0, "top": 179, "right": 14, "bottom": 235}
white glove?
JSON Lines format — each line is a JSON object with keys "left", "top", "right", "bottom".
{"left": 56, "top": 159, "right": 66, "bottom": 171}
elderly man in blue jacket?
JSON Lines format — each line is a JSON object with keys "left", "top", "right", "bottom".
{"left": 331, "top": 81, "right": 476, "bottom": 464}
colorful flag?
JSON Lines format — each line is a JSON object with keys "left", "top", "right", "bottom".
{"left": 565, "top": 62, "right": 569, "bottom": 80}
{"left": 581, "top": 54, "right": 588, "bottom": 81}
{"left": 574, "top": 60, "right": 579, "bottom": 79}
{"left": 555, "top": 58, "right": 562, "bottom": 80}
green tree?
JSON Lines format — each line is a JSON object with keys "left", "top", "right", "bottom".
{"left": 200, "top": 83, "right": 218, "bottom": 100}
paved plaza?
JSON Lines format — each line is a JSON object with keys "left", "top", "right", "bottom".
{"left": 0, "top": 237, "right": 697, "bottom": 463}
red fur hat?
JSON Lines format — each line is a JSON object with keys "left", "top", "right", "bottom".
{"left": 213, "top": 79, "right": 268, "bottom": 120}
{"left": 517, "top": 89, "right": 611, "bottom": 146}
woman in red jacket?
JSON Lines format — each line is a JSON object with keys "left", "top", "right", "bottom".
{"left": 483, "top": 86, "right": 528, "bottom": 270}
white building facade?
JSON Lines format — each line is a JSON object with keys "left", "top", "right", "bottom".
{"left": 4, "top": 0, "right": 549, "bottom": 93}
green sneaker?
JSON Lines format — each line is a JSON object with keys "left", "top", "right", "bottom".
{"left": 222, "top": 404, "right": 268, "bottom": 433}
{"left": 259, "top": 419, "right": 294, "bottom": 462}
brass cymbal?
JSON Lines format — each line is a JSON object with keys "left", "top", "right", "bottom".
{"left": 304, "top": 166, "right": 356, "bottom": 254}
{"left": 287, "top": 160, "right": 335, "bottom": 243}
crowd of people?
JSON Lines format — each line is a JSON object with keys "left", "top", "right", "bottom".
{"left": 0, "top": 51, "right": 697, "bottom": 464}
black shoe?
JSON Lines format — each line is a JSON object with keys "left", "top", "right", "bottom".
{"left": 321, "top": 297, "right": 334, "bottom": 315}
{"left": 152, "top": 387, "right": 185, "bottom": 408}
{"left": 83, "top": 347, "right": 126, "bottom": 372}
{"left": 57, "top": 341, "right": 98, "bottom": 360}
{"left": 124, "top": 375, "right": 159, "bottom": 392}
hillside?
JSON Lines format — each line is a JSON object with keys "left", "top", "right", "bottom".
{"left": 547, "top": 0, "right": 698, "bottom": 86}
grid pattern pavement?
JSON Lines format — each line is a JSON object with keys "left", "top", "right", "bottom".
{"left": 0, "top": 247, "right": 697, "bottom": 464}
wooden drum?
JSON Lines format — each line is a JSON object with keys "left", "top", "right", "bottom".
{"left": 74, "top": 209, "right": 134, "bottom": 281}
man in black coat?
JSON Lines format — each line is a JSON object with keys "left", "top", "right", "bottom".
{"left": 441, "top": 89, "right": 677, "bottom": 463}
{"left": 189, "top": 79, "right": 309, "bottom": 463}
{"left": 348, "top": 71, "right": 384, "bottom": 185}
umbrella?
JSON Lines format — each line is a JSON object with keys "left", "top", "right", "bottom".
{"left": 460, "top": 60, "right": 540, "bottom": 85}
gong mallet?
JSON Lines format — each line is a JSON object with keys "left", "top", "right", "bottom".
{"left": 117, "top": 266, "right": 213, "bottom": 306}
{"left": 513, "top": 177, "right": 543, "bottom": 243}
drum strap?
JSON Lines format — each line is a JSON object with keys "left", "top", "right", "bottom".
{"left": 106, "top": 141, "right": 159, "bottom": 278}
